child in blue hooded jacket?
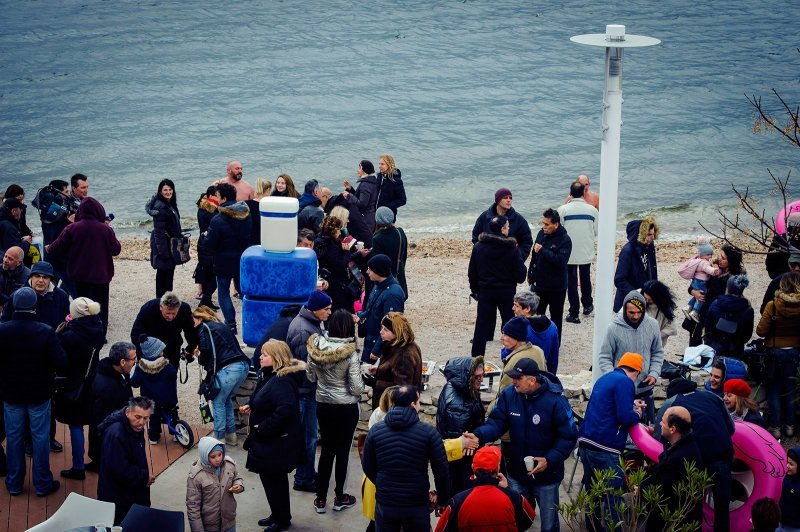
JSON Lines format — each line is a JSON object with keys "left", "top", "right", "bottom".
{"left": 130, "top": 334, "right": 178, "bottom": 444}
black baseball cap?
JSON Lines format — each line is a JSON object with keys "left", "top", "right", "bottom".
{"left": 505, "top": 358, "right": 540, "bottom": 379}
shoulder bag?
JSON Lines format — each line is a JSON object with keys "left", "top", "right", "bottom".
{"left": 170, "top": 232, "right": 191, "bottom": 265}
{"left": 54, "top": 346, "right": 97, "bottom": 403}
{"left": 197, "top": 323, "right": 223, "bottom": 401}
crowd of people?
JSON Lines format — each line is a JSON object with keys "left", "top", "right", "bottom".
{"left": 1, "top": 164, "right": 800, "bottom": 531}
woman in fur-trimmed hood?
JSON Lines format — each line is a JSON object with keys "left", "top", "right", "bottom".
{"left": 305, "top": 309, "right": 364, "bottom": 511}
{"left": 613, "top": 215, "right": 660, "bottom": 311}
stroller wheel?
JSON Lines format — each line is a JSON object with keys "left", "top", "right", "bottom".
{"left": 174, "top": 420, "right": 194, "bottom": 448}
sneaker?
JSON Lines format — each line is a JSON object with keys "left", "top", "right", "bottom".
{"left": 225, "top": 433, "right": 238, "bottom": 447}
{"left": 689, "top": 310, "right": 701, "bottom": 323}
{"left": 313, "top": 498, "right": 327, "bottom": 513}
{"left": 769, "top": 426, "right": 781, "bottom": 439}
{"left": 149, "top": 438, "right": 160, "bottom": 445}
{"left": 565, "top": 314, "right": 581, "bottom": 324}
{"left": 332, "top": 493, "right": 356, "bottom": 511}
{"left": 50, "top": 439, "right": 63, "bottom": 453}
{"left": 785, "top": 425, "right": 795, "bottom": 437}
{"left": 582, "top": 305, "right": 594, "bottom": 316}
{"left": 293, "top": 482, "right": 317, "bottom": 493}
{"left": 60, "top": 468, "right": 86, "bottom": 480}
{"left": 36, "top": 480, "right": 60, "bottom": 497}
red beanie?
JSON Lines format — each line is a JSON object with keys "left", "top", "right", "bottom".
{"left": 723, "top": 378, "right": 751, "bottom": 397}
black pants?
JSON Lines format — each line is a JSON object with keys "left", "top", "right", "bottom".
{"left": 536, "top": 289, "right": 566, "bottom": 345}
{"left": 148, "top": 403, "right": 176, "bottom": 441}
{"left": 708, "top": 459, "right": 731, "bottom": 531}
{"left": 375, "top": 503, "right": 430, "bottom": 532}
{"left": 88, "top": 423, "right": 101, "bottom": 463}
{"left": 567, "top": 264, "right": 593, "bottom": 315}
{"left": 260, "top": 471, "right": 292, "bottom": 526}
{"left": 155, "top": 268, "right": 174, "bottom": 298}
{"left": 471, "top": 286, "right": 515, "bottom": 357}
{"left": 75, "top": 281, "right": 110, "bottom": 339}
{"left": 316, "top": 402, "right": 359, "bottom": 500}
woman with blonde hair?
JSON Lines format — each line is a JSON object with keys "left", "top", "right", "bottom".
{"left": 192, "top": 306, "right": 250, "bottom": 445}
{"left": 270, "top": 174, "right": 300, "bottom": 199}
{"left": 722, "top": 378, "right": 765, "bottom": 427}
{"left": 254, "top": 178, "right": 272, "bottom": 200}
{"left": 376, "top": 154, "right": 406, "bottom": 215}
{"left": 367, "top": 312, "right": 422, "bottom": 410}
{"left": 242, "top": 339, "right": 306, "bottom": 531}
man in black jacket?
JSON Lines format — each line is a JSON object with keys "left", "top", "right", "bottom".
{"left": 0, "top": 287, "right": 67, "bottom": 497}
{"left": 471, "top": 188, "right": 533, "bottom": 262}
{"left": 1, "top": 261, "right": 69, "bottom": 329}
{"left": 468, "top": 215, "right": 527, "bottom": 357}
{"left": 528, "top": 208, "right": 572, "bottom": 344}
{"left": 130, "top": 291, "right": 198, "bottom": 368}
{"left": 98, "top": 396, "right": 155, "bottom": 525}
{"left": 86, "top": 341, "right": 135, "bottom": 472}
{"left": 0, "top": 246, "right": 30, "bottom": 311}
{"left": 363, "top": 385, "right": 450, "bottom": 531}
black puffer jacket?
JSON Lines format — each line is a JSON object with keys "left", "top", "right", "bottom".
{"left": 528, "top": 224, "right": 572, "bottom": 292}
{"left": 197, "top": 321, "right": 249, "bottom": 374}
{"left": 254, "top": 304, "right": 302, "bottom": 370}
{"left": 613, "top": 217, "right": 659, "bottom": 311}
{"left": 0, "top": 206, "right": 25, "bottom": 255}
{"left": 376, "top": 170, "right": 407, "bottom": 215}
{"left": 472, "top": 204, "right": 533, "bottom": 262}
{"left": 314, "top": 234, "right": 356, "bottom": 311}
{"left": 206, "top": 201, "right": 251, "bottom": 278}
{"left": 146, "top": 195, "right": 182, "bottom": 271}
{"left": 325, "top": 194, "right": 373, "bottom": 247}
{"left": 436, "top": 356, "right": 485, "bottom": 439}
{"left": 362, "top": 406, "right": 450, "bottom": 507}
{"left": 130, "top": 299, "right": 198, "bottom": 361}
{"left": 54, "top": 314, "right": 104, "bottom": 426}
{"left": 245, "top": 361, "right": 307, "bottom": 474}
{"left": 97, "top": 408, "right": 151, "bottom": 515}
{"left": 196, "top": 198, "right": 218, "bottom": 263}
{"left": 91, "top": 357, "right": 133, "bottom": 427}
{"left": 346, "top": 174, "right": 380, "bottom": 230}
{"left": 468, "top": 232, "right": 527, "bottom": 293}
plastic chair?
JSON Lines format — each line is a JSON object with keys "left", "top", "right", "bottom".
{"left": 26, "top": 492, "right": 115, "bottom": 531}
{"left": 119, "top": 504, "right": 185, "bottom": 532}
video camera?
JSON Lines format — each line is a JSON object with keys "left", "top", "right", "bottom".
{"left": 32, "top": 185, "right": 80, "bottom": 224}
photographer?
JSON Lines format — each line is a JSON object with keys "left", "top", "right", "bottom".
{"left": 32, "top": 178, "right": 81, "bottom": 296}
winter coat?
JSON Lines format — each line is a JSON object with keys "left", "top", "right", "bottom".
{"left": 46, "top": 197, "right": 121, "bottom": 284}
{"left": 766, "top": 232, "right": 799, "bottom": 280}
{"left": 672, "top": 390, "right": 734, "bottom": 463}
{"left": 376, "top": 170, "right": 407, "bottom": 215}
{"left": 757, "top": 289, "right": 800, "bottom": 348}
{"left": 253, "top": 304, "right": 301, "bottom": 370}
{"left": 613, "top": 217, "right": 659, "bottom": 311}
{"left": 324, "top": 193, "right": 373, "bottom": 247}
{"left": 781, "top": 449, "right": 800, "bottom": 528}
{"left": 97, "top": 408, "right": 151, "bottom": 513}
{"left": 0, "top": 264, "right": 30, "bottom": 306}
{"left": 557, "top": 197, "right": 598, "bottom": 265}
{"left": 306, "top": 334, "right": 364, "bottom": 404}
{"left": 0, "top": 206, "right": 26, "bottom": 255}
{"left": 130, "top": 356, "right": 178, "bottom": 408}
{"left": 286, "top": 307, "right": 324, "bottom": 396}
{"left": 130, "top": 299, "right": 198, "bottom": 359}
{"left": 91, "top": 357, "right": 133, "bottom": 427}
{"left": 528, "top": 225, "right": 572, "bottom": 292}
{"left": 314, "top": 234, "right": 356, "bottom": 311}
{"left": 372, "top": 340, "right": 423, "bottom": 410}
{"left": 245, "top": 199, "right": 261, "bottom": 247}
{"left": 362, "top": 405, "right": 450, "bottom": 507}
{"left": 468, "top": 232, "right": 527, "bottom": 293}
{"left": 0, "top": 280, "right": 69, "bottom": 329}
{"left": 186, "top": 436, "right": 244, "bottom": 532}
{"left": 206, "top": 200, "right": 251, "bottom": 279}
{"left": 434, "top": 476, "right": 536, "bottom": 532}
{"left": 474, "top": 372, "right": 577, "bottom": 487}
{"left": 147, "top": 195, "right": 183, "bottom": 271}
{"left": 704, "top": 294, "right": 754, "bottom": 357}
{"left": 244, "top": 361, "right": 307, "bottom": 474}
{"left": 358, "top": 274, "right": 405, "bottom": 357}
{"left": 598, "top": 308, "right": 665, "bottom": 386}
{"left": 471, "top": 205, "right": 533, "bottom": 262}
{"left": 53, "top": 314, "right": 104, "bottom": 426}
{"left": 498, "top": 343, "right": 547, "bottom": 394}
{"left": 645, "top": 304, "right": 677, "bottom": 348}
{"left": 197, "top": 321, "right": 249, "bottom": 374}
{"left": 297, "top": 193, "right": 324, "bottom": 234}
{"left": 0, "top": 312, "right": 67, "bottom": 404}
{"left": 346, "top": 174, "right": 380, "bottom": 230}
{"left": 578, "top": 368, "right": 641, "bottom": 453}
{"left": 436, "top": 357, "right": 485, "bottom": 439}
{"left": 196, "top": 198, "right": 218, "bottom": 262}
{"left": 689, "top": 272, "right": 732, "bottom": 346}
{"left": 678, "top": 256, "right": 717, "bottom": 282}
{"left": 527, "top": 316, "right": 560, "bottom": 374}
{"left": 371, "top": 225, "right": 408, "bottom": 298}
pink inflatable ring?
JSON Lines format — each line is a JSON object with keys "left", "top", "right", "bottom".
{"left": 775, "top": 199, "right": 800, "bottom": 235}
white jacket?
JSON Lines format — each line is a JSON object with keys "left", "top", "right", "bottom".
{"left": 558, "top": 198, "right": 598, "bottom": 265}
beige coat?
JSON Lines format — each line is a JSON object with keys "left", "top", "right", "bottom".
{"left": 186, "top": 455, "right": 244, "bottom": 532}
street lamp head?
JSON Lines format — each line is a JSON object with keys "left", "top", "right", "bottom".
{"left": 570, "top": 24, "right": 660, "bottom": 48}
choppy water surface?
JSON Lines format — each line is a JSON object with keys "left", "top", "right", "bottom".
{"left": 1, "top": 0, "right": 798, "bottom": 239}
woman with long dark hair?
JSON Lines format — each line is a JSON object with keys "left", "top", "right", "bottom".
{"left": 270, "top": 174, "right": 300, "bottom": 199}
{"left": 641, "top": 280, "right": 677, "bottom": 347}
{"left": 688, "top": 245, "right": 745, "bottom": 346}
{"left": 146, "top": 179, "right": 183, "bottom": 297}
{"left": 313, "top": 215, "right": 357, "bottom": 311}
{"left": 306, "top": 309, "right": 364, "bottom": 514}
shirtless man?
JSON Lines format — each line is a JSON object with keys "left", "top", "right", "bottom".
{"left": 215, "top": 161, "right": 254, "bottom": 201}
{"left": 564, "top": 174, "right": 600, "bottom": 210}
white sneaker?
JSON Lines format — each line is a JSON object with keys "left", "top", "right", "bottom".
{"left": 689, "top": 310, "right": 701, "bottom": 323}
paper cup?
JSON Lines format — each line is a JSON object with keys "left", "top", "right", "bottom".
{"left": 524, "top": 456, "right": 534, "bottom": 472}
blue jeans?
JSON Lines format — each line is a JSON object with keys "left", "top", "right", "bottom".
{"left": 211, "top": 360, "right": 249, "bottom": 439}
{"left": 688, "top": 278, "right": 707, "bottom": 312}
{"left": 5, "top": 400, "right": 54, "bottom": 495}
{"left": 579, "top": 447, "right": 625, "bottom": 530}
{"left": 507, "top": 475, "right": 560, "bottom": 532}
{"left": 294, "top": 394, "right": 318, "bottom": 487}
{"left": 216, "top": 276, "right": 236, "bottom": 330}
{"left": 767, "top": 347, "right": 800, "bottom": 427}
{"left": 69, "top": 424, "right": 85, "bottom": 470}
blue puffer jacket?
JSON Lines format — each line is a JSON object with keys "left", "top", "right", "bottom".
{"left": 474, "top": 373, "right": 577, "bottom": 486}
{"left": 613, "top": 217, "right": 658, "bottom": 311}
{"left": 358, "top": 275, "right": 405, "bottom": 358}
{"left": 578, "top": 368, "right": 641, "bottom": 453}
{"left": 206, "top": 200, "right": 251, "bottom": 278}
{"left": 436, "top": 357, "right": 485, "bottom": 439}
{"left": 704, "top": 294, "right": 754, "bottom": 358}
{"left": 527, "top": 316, "right": 560, "bottom": 374}
{"left": 130, "top": 356, "right": 178, "bottom": 408}
{"left": 362, "top": 406, "right": 450, "bottom": 507}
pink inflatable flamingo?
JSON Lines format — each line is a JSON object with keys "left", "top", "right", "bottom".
{"left": 629, "top": 420, "right": 786, "bottom": 531}
{"left": 775, "top": 200, "right": 800, "bottom": 235}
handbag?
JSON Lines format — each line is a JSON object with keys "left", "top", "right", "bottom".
{"left": 715, "top": 314, "right": 738, "bottom": 335}
{"left": 170, "top": 233, "right": 191, "bottom": 265}
{"left": 197, "top": 323, "right": 223, "bottom": 401}
{"left": 54, "top": 346, "right": 97, "bottom": 403}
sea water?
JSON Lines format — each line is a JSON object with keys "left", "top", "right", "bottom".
{"left": 1, "top": 0, "right": 798, "bottom": 240}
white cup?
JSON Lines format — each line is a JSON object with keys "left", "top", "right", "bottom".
{"left": 95, "top": 525, "right": 108, "bottom": 532}
{"left": 524, "top": 456, "right": 534, "bottom": 472}
{"left": 111, "top": 527, "right": 123, "bottom": 532}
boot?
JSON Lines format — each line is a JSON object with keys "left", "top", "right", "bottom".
{"left": 225, "top": 433, "right": 238, "bottom": 447}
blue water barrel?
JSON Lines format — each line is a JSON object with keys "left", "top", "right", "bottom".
{"left": 242, "top": 296, "right": 292, "bottom": 347}
{"left": 239, "top": 245, "right": 317, "bottom": 300}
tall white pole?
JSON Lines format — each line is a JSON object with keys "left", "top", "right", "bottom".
{"left": 570, "top": 25, "right": 660, "bottom": 383}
